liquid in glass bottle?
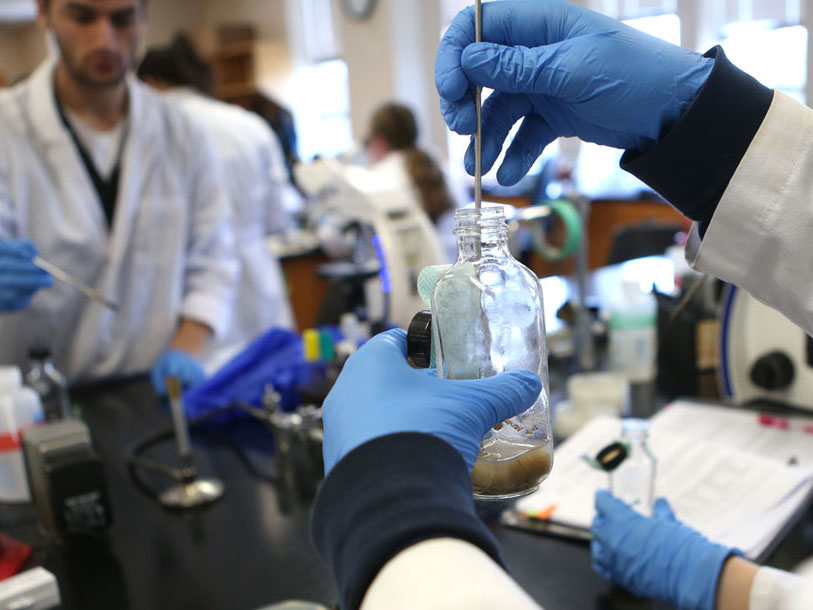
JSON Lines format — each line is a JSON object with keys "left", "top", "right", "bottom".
{"left": 432, "top": 206, "right": 553, "bottom": 499}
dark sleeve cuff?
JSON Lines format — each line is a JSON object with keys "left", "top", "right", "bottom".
{"left": 621, "top": 46, "right": 774, "bottom": 229}
{"left": 310, "top": 433, "right": 503, "bottom": 610}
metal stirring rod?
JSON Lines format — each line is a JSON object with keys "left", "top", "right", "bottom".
{"left": 474, "top": 0, "right": 483, "bottom": 212}
{"left": 165, "top": 376, "right": 192, "bottom": 464}
{"left": 32, "top": 255, "right": 120, "bottom": 312}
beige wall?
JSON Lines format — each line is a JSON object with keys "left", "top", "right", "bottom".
{"left": 331, "top": 0, "right": 395, "bottom": 143}
{"left": 200, "top": 0, "right": 287, "bottom": 40}
{"left": 145, "top": 0, "right": 201, "bottom": 46}
{"left": 0, "top": 22, "right": 46, "bottom": 84}
{"left": 332, "top": 0, "right": 447, "bottom": 158}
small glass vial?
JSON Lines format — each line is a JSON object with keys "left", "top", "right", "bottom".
{"left": 25, "top": 348, "right": 70, "bottom": 422}
{"left": 432, "top": 206, "right": 553, "bottom": 500}
{"left": 610, "top": 418, "right": 656, "bottom": 515}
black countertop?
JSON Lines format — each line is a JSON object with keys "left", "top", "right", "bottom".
{"left": 1, "top": 377, "right": 811, "bottom": 610}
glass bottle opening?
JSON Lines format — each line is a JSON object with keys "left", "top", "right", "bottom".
{"left": 454, "top": 205, "right": 507, "bottom": 236}
{"left": 621, "top": 418, "right": 650, "bottom": 441}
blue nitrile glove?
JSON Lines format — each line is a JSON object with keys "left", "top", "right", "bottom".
{"left": 321, "top": 328, "right": 542, "bottom": 474}
{"left": 151, "top": 349, "right": 206, "bottom": 396}
{"left": 436, "top": 0, "right": 714, "bottom": 185}
{"left": 0, "top": 240, "right": 53, "bottom": 311}
{"left": 591, "top": 490, "right": 741, "bottom": 610}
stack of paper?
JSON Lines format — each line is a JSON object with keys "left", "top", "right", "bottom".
{"left": 511, "top": 401, "right": 813, "bottom": 560}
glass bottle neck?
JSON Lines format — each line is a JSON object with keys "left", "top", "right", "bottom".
{"left": 621, "top": 419, "right": 650, "bottom": 445}
{"left": 454, "top": 206, "right": 510, "bottom": 262}
{"left": 456, "top": 232, "right": 510, "bottom": 261}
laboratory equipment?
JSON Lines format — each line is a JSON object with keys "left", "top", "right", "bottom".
{"left": 31, "top": 255, "right": 119, "bottom": 312}
{"left": 296, "top": 155, "right": 447, "bottom": 329}
{"left": 609, "top": 280, "right": 657, "bottom": 416}
{"left": 0, "top": 368, "right": 43, "bottom": 502}
{"left": 265, "top": 399, "right": 324, "bottom": 513}
{"left": 513, "top": 197, "right": 592, "bottom": 370}
{"left": 22, "top": 419, "right": 111, "bottom": 536}
{"left": 609, "top": 419, "right": 656, "bottom": 515}
{"left": 25, "top": 349, "right": 69, "bottom": 422}
{"left": 303, "top": 329, "right": 321, "bottom": 363}
{"left": 431, "top": 205, "right": 553, "bottom": 500}
{"left": 339, "top": 312, "right": 365, "bottom": 347}
{"left": 720, "top": 284, "right": 813, "bottom": 411}
{"left": 158, "top": 377, "right": 224, "bottom": 509}
{"left": 0, "top": 568, "right": 60, "bottom": 610}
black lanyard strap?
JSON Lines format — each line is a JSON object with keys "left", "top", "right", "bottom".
{"left": 54, "top": 90, "right": 127, "bottom": 229}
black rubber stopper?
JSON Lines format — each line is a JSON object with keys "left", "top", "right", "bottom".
{"left": 595, "top": 442, "right": 628, "bottom": 472}
{"left": 407, "top": 310, "right": 433, "bottom": 368}
{"left": 750, "top": 351, "right": 795, "bottom": 390}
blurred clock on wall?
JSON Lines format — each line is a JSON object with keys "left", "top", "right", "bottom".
{"left": 341, "top": 0, "right": 377, "bottom": 21}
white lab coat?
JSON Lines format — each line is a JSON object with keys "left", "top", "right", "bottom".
{"left": 0, "top": 59, "right": 237, "bottom": 382}
{"left": 358, "top": 91, "right": 813, "bottom": 610}
{"left": 686, "top": 89, "right": 813, "bottom": 610}
{"left": 162, "top": 88, "right": 295, "bottom": 372}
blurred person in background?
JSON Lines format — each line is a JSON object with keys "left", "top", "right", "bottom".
{"left": 365, "top": 103, "right": 459, "bottom": 260}
{"left": 0, "top": 0, "right": 237, "bottom": 394}
{"left": 139, "top": 34, "right": 297, "bottom": 371}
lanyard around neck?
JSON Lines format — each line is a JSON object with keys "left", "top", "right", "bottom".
{"left": 53, "top": 89, "right": 128, "bottom": 229}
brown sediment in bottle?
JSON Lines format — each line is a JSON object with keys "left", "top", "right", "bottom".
{"left": 508, "top": 420, "right": 524, "bottom": 433}
{"left": 471, "top": 444, "right": 553, "bottom": 496}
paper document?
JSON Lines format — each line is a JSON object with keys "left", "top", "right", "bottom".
{"left": 512, "top": 401, "right": 813, "bottom": 559}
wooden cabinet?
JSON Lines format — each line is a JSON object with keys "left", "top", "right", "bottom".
{"left": 184, "top": 25, "right": 259, "bottom": 104}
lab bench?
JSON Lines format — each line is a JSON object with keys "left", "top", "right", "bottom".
{"left": 0, "top": 376, "right": 811, "bottom": 610}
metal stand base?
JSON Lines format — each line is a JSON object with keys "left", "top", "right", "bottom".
{"left": 159, "top": 478, "right": 224, "bottom": 509}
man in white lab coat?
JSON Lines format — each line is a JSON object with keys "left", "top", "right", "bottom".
{"left": 137, "top": 37, "right": 297, "bottom": 372}
{"left": 0, "top": 0, "right": 237, "bottom": 392}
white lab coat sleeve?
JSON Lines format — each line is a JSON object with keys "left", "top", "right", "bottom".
{"left": 179, "top": 127, "right": 238, "bottom": 338}
{"left": 361, "top": 538, "right": 543, "bottom": 610}
{"left": 686, "top": 91, "right": 813, "bottom": 336}
{"left": 0, "top": 135, "right": 15, "bottom": 239}
{"left": 749, "top": 564, "right": 810, "bottom": 610}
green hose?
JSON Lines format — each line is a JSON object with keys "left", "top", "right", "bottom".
{"left": 529, "top": 199, "right": 583, "bottom": 262}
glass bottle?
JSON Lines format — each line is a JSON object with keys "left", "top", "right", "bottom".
{"left": 25, "top": 348, "right": 70, "bottom": 422}
{"left": 610, "top": 418, "right": 656, "bottom": 515}
{"left": 432, "top": 206, "right": 553, "bottom": 500}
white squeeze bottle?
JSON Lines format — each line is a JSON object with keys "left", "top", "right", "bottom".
{"left": 0, "top": 366, "right": 44, "bottom": 502}
{"left": 609, "top": 280, "right": 657, "bottom": 416}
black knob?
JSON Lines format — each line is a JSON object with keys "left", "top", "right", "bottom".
{"left": 750, "top": 351, "right": 795, "bottom": 390}
{"left": 407, "top": 310, "right": 432, "bottom": 368}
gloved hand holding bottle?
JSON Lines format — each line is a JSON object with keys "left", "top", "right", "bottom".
{"left": 151, "top": 349, "right": 206, "bottom": 396}
{"left": 591, "top": 490, "right": 741, "bottom": 610}
{"left": 0, "top": 240, "right": 53, "bottom": 311}
{"left": 321, "top": 328, "right": 542, "bottom": 474}
{"left": 435, "top": 0, "right": 714, "bottom": 185}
